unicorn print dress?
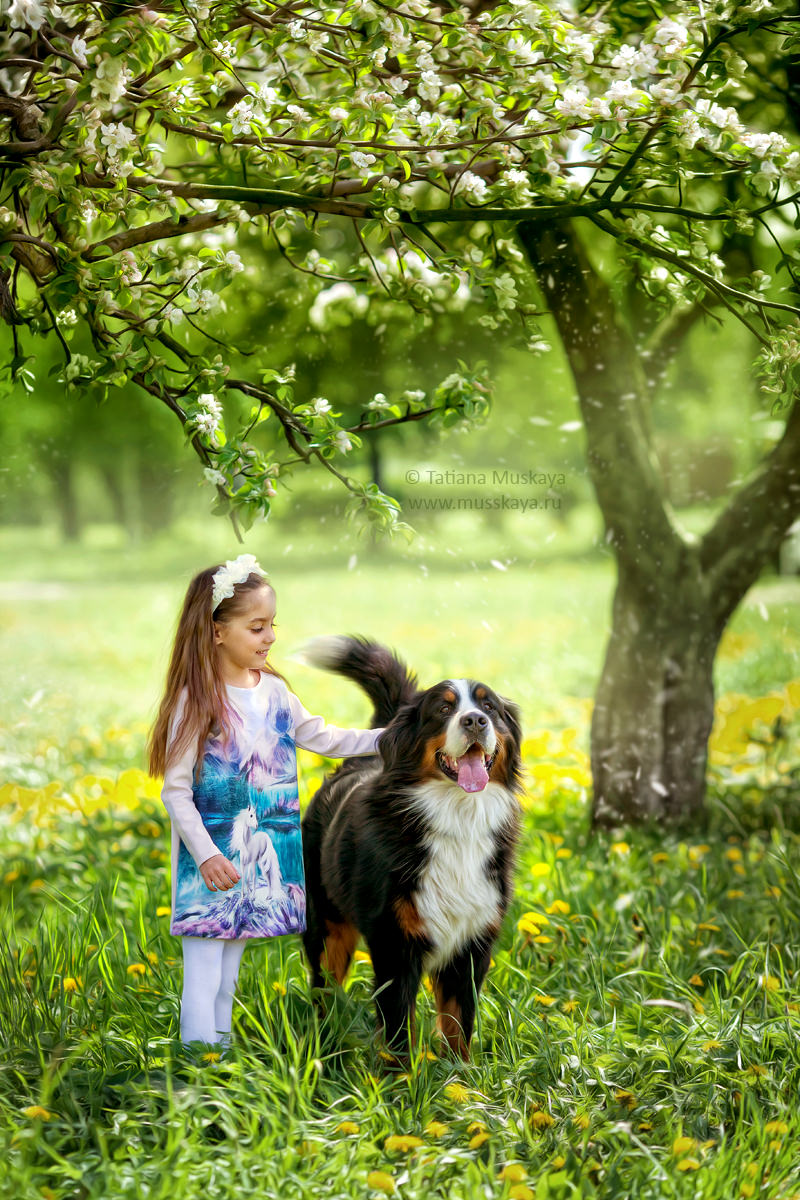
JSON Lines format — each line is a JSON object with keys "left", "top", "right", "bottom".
{"left": 161, "top": 672, "right": 382, "bottom": 939}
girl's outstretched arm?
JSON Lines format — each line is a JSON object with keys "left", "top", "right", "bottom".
{"left": 287, "top": 693, "right": 384, "bottom": 758}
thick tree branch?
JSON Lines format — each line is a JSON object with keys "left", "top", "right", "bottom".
{"left": 701, "top": 397, "right": 800, "bottom": 628}
{"left": 518, "top": 218, "right": 682, "bottom": 582}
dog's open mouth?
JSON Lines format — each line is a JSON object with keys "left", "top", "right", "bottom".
{"left": 436, "top": 744, "right": 495, "bottom": 793}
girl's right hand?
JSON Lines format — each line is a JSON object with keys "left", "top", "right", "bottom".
{"left": 200, "top": 853, "right": 241, "bottom": 891}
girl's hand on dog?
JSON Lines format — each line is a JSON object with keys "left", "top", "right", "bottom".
{"left": 201, "top": 853, "right": 241, "bottom": 891}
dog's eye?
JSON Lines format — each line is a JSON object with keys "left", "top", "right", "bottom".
{"left": 440, "top": 703, "right": 452, "bottom": 714}
{"left": 482, "top": 700, "right": 494, "bottom": 712}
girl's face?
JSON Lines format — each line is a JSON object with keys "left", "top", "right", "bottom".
{"left": 213, "top": 585, "right": 277, "bottom": 686}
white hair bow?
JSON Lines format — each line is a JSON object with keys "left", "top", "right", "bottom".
{"left": 211, "top": 554, "right": 267, "bottom": 609}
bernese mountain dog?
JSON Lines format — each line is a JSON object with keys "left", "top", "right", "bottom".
{"left": 299, "top": 636, "right": 523, "bottom": 1062}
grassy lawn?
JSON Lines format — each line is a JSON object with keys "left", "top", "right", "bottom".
{"left": 2, "top": 523, "right": 800, "bottom": 1198}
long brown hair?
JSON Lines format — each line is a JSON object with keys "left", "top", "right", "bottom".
{"left": 147, "top": 565, "right": 286, "bottom": 778}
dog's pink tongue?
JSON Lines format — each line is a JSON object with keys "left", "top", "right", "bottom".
{"left": 457, "top": 746, "right": 489, "bottom": 793}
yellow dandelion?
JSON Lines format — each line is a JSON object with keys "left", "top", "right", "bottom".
{"left": 498, "top": 1163, "right": 528, "bottom": 1182}
{"left": 651, "top": 852, "right": 669, "bottom": 864}
{"left": 444, "top": 1083, "right": 470, "bottom": 1103}
{"left": 366, "top": 1172, "right": 395, "bottom": 1194}
{"left": 725, "top": 848, "right": 743, "bottom": 862}
{"left": 672, "top": 1137, "right": 697, "bottom": 1156}
{"left": 201, "top": 1051, "right": 221, "bottom": 1063}
{"left": 769, "top": 1140, "right": 782, "bottom": 1153}
{"left": 272, "top": 982, "right": 287, "bottom": 995}
{"left": 676, "top": 1158, "right": 701, "bottom": 1172}
{"left": 62, "top": 977, "right": 81, "bottom": 993}
{"left": 573, "top": 1114, "right": 590, "bottom": 1130}
{"left": 467, "top": 1121, "right": 486, "bottom": 1133}
{"left": 546, "top": 900, "right": 570, "bottom": 915}
{"left": 702, "top": 1040, "right": 722, "bottom": 1052}
{"left": 126, "top": 963, "right": 147, "bottom": 976}
{"left": 615, "top": 1090, "right": 636, "bottom": 1108}
{"left": 726, "top": 890, "right": 744, "bottom": 900}
{"left": 509, "top": 1187, "right": 535, "bottom": 1200}
{"left": 531, "top": 1111, "right": 555, "bottom": 1129}
{"left": 535, "top": 995, "right": 556, "bottom": 1006}
{"left": 638, "top": 1121, "right": 653, "bottom": 1132}
{"left": 765, "top": 886, "right": 781, "bottom": 899}
{"left": 146, "top": 952, "right": 158, "bottom": 965}
{"left": 764, "top": 1120, "right": 788, "bottom": 1135}
{"left": 733, "top": 864, "right": 746, "bottom": 876}
{"left": 533, "top": 935, "right": 553, "bottom": 945}
{"left": 556, "top": 848, "right": 573, "bottom": 859}
{"left": 531, "top": 863, "right": 551, "bottom": 877}
{"left": 30, "top": 879, "right": 45, "bottom": 891}
{"left": 469, "top": 1131, "right": 490, "bottom": 1149}
{"left": 562, "top": 999, "right": 578, "bottom": 1014}
{"left": 336, "top": 1122, "right": 360, "bottom": 1135}
{"left": 551, "top": 1155, "right": 566, "bottom": 1168}
{"left": 689, "top": 975, "right": 704, "bottom": 987}
{"left": 517, "top": 914, "right": 542, "bottom": 936}
{"left": 4, "top": 870, "right": 20, "bottom": 883}
{"left": 23, "top": 1105, "right": 52, "bottom": 1120}
{"left": 760, "top": 975, "right": 780, "bottom": 992}
{"left": 354, "top": 950, "right": 371, "bottom": 963}
{"left": 156, "top": 906, "right": 171, "bottom": 917}
{"left": 424, "top": 1121, "right": 449, "bottom": 1138}
{"left": 610, "top": 842, "right": 630, "bottom": 855}
{"left": 384, "top": 1135, "right": 424, "bottom": 1153}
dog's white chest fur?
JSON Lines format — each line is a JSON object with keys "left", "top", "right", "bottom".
{"left": 411, "top": 781, "right": 514, "bottom": 972}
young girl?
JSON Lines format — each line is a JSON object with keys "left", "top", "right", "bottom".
{"left": 147, "top": 554, "right": 384, "bottom": 1049}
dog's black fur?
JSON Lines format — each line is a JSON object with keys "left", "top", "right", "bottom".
{"left": 301, "top": 636, "right": 522, "bottom": 1061}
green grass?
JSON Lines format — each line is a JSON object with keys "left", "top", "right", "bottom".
{"left": 2, "top": 526, "right": 800, "bottom": 1198}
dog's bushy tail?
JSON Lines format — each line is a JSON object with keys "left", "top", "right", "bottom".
{"left": 295, "top": 635, "right": 418, "bottom": 727}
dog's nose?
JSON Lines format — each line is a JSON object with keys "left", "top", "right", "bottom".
{"left": 460, "top": 711, "right": 488, "bottom": 732}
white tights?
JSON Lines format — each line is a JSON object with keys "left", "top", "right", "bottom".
{"left": 179, "top": 936, "right": 248, "bottom": 1046}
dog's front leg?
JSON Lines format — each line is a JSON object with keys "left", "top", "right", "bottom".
{"left": 370, "top": 941, "right": 425, "bottom": 1065}
{"left": 431, "top": 937, "right": 493, "bottom": 1061}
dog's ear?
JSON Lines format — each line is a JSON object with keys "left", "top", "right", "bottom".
{"left": 498, "top": 696, "right": 523, "bottom": 792}
{"left": 499, "top": 697, "right": 522, "bottom": 748}
{"left": 378, "top": 701, "right": 422, "bottom": 771}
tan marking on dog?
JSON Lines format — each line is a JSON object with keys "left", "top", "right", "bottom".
{"left": 393, "top": 896, "right": 428, "bottom": 941}
{"left": 420, "top": 732, "right": 448, "bottom": 781}
{"left": 434, "top": 984, "right": 470, "bottom": 1060}
{"left": 320, "top": 920, "right": 359, "bottom": 985}
{"left": 474, "top": 686, "right": 487, "bottom": 700}
{"left": 488, "top": 732, "right": 511, "bottom": 786}
{"left": 442, "top": 689, "right": 457, "bottom": 704}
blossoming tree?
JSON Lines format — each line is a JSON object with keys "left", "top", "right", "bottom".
{"left": 2, "top": 0, "right": 799, "bottom": 824}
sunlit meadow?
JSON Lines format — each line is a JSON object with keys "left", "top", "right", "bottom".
{"left": 2, "top": 524, "right": 800, "bottom": 1199}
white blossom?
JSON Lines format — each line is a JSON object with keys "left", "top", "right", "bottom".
{"left": 92, "top": 58, "right": 130, "bottom": 103}
{"left": 330, "top": 106, "right": 349, "bottom": 122}
{"left": 197, "top": 393, "right": 223, "bottom": 418}
{"left": 351, "top": 150, "right": 377, "bottom": 170}
{"left": 204, "top": 468, "right": 227, "bottom": 487}
{"left": 368, "top": 393, "right": 389, "bottom": 410}
{"left": 554, "top": 86, "right": 590, "bottom": 120}
{"left": 312, "top": 397, "right": 332, "bottom": 415}
{"left": 7, "top": 0, "right": 50, "bottom": 30}
{"left": 71, "top": 35, "right": 88, "bottom": 67}
{"left": 228, "top": 100, "right": 255, "bottom": 135}
{"left": 454, "top": 170, "right": 488, "bottom": 203}
{"left": 334, "top": 430, "right": 353, "bottom": 453}
{"left": 99, "top": 122, "right": 137, "bottom": 157}
{"left": 223, "top": 251, "right": 244, "bottom": 273}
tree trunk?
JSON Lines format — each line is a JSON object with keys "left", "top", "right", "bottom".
{"left": 591, "top": 561, "right": 720, "bottom": 827}
{"left": 50, "top": 455, "right": 81, "bottom": 541}
{"left": 518, "top": 217, "right": 800, "bottom": 827}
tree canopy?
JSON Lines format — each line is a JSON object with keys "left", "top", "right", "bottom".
{"left": 3, "top": 0, "right": 800, "bottom": 533}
